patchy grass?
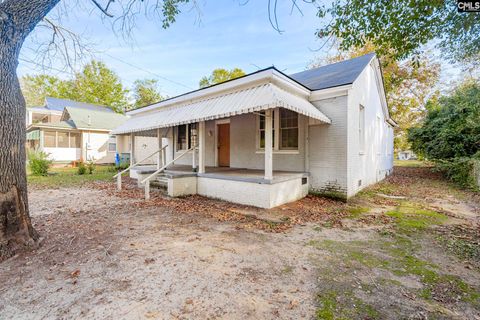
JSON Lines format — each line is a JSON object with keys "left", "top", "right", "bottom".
{"left": 437, "top": 225, "right": 480, "bottom": 263}
{"left": 310, "top": 233, "right": 480, "bottom": 317}
{"left": 28, "top": 166, "right": 116, "bottom": 188}
{"left": 394, "top": 160, "right": 431, "bottom": 168}
{"left": 316, "top": 290, "right": 380, "bottom": 320}
{"left": 347, "top": 206, "right": 370, "bottom": 219}
{"left": 385, "top": 202, "right": 447, "bottom": 233}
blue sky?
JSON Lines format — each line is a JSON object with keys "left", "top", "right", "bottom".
{"left": 18, "top": 1, "right": 330, "bottom": 97}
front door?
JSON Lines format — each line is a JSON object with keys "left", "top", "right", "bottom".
{"left": 217, "top": 123, "right": 230, "bottom": 167}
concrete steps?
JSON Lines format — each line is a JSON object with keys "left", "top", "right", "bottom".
{"left": 150, "top": 173, "right": 168, "bottom": 189}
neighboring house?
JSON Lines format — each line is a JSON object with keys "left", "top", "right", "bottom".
{"left": 112, "top": 53, "right": 396, "bottom": 208}
{"left": 397, "top": 150, "right": 417, "bottom": 161}
{"left": 26, "top": 98, "right": 127, "bottom": 164}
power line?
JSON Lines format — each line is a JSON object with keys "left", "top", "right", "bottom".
{"left": 18, "top": 57, "right": 74, "bottom": 75}
{"left": 102, "top": 52, "right": 194, "bottom": 91}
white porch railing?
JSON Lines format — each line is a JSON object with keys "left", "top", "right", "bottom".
{"left": 141, "top": 145, "right": 196, "bottom": 200}
{"left": 113, "top": 144, "right": 168, "bottom": 190}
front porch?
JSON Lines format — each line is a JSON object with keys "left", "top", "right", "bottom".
{"left": 112, "top": 75, "right": 332, "bottom": 208}
{"left": 130, "top": 165, "right": 309, "bottom": 209}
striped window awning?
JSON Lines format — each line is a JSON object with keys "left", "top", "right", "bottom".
{"left": 26, "top": 130, "right": 40, "bottom": 140}
{"left": 112, "top": 82, "right": 331, "bottom": 135}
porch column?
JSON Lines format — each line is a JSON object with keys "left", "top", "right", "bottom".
{"left": 157, "top": 128, "right": 162, "bottom": 170}
{"left": 264, "top": 109, "right": 273, "bottom": 180}
{"left": 130, "top": 133, "right": 135, "bottom": 166}
{"left": 198, "top": 121, "right": 205, "bottom": 174}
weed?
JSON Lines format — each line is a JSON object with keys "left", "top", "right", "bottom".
{"left": 347, "top": 206, "right": 369, "bottom": 219}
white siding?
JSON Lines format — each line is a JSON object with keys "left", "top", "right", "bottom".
{"left": 308, "top": 95, "right": 349, "bottom": 195}
{"left": 82, "top": 131, "right": 115, "bottom": 164}
{"left": 171, "top": 114, "right": 306, "bottom": 171}
{"left": 44, "top": 147, "right": 81, "bottom": 162}
{"left": 347, "top": 63, "right": 394, "bottom": 197}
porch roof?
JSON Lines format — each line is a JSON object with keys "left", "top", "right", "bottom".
{"left": 111, "top": 82, "right": 331, "bottom": 135}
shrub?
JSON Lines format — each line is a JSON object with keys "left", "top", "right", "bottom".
{"left": 86, "top": 161, "right": 95, "bottom": 174}
{"left": 435, "top": 153, "right": 480, "bottom": 190}
{"left": 77, "top": 162, "right": 87, "bottom": 175}
{"left": 115, "top": 161, "right": 129, "bottom": 170}
{"left": 28, "top": 150, "right": 52, "bottom": 176}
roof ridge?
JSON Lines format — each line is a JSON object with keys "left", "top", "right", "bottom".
{"left": 291, "top": 52, "right": 376, "bottom": 75}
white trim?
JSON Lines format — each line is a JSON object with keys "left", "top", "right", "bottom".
{"left": 256, "top": 108, "right": 300, "bottom": 152}
{"left": 127, "top": 68, "right": 311, "bottom": 116}
{"left": 214, "top": 119, "right": 231, "bottom": 167}
{"left": 255, "top": 150, "right": 300, "bottom": 155}
{"left": 215, "top": 119, "right": 230, "bottom": 124}
{"left": 309, "top": 84, "right": 351, "bottom": 101}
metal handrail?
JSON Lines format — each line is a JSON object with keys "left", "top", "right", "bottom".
{"left": 142, "top": 145, "right": 196, "bottom": 200}
{"left": 115, "top": 144, "right": 168, "bottom": 191}
{"left": 113, "top": 145, "right": 168, "bottom": 178}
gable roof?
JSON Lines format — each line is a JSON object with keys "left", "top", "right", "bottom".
{"left": 27, "top": 98, "right": 127, "bottom": 132}
{"left": 62, "top": 106, "right": 127, "bottom": 131}
{"left": 45, "top": 97, "right": 115, "bottom": 113}
{"left": 289, "top": 53, "right": 376, "bottom": 91}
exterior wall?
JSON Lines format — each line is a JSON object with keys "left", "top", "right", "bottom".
{"left": 308, "top": 95, "right": 349, "bottom": 196}
{"left": 172, "top": 113, "right": 306, "bottom": 171}
{"left": 168, "top": 177, "right": 197, "bottom": 197}
{"left": 346, "top": 63, "right": 394, "bottom": 197}
{"left": 134, "top": 136, "right": 159, "bottom": 165}
{"left": 43, "top": 147, "right": 81, "bottom": 162}
{"left": 82, "top": 131, "right": 116, "bottom": 164}
{"left": 197, "top": 176, "right": 308, "bottom": 209}
{"left": 229, "top": 113, "right": 306, "bottom": 171}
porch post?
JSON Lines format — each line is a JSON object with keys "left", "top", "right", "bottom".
{"left": 198, "top": 120, "right": 205, "bottom": 174}
{"left": 130, "top": 133, "right": 135, "bottom": 166}
{"left": 157, "top": 128, "right": 162, "bottom": 169}
{"left": 264, "top": 109, "right": 273, "bottom": 180}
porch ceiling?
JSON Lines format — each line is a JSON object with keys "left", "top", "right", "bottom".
{"left": 111, "top": 82, "right": 331, "bottom": 135}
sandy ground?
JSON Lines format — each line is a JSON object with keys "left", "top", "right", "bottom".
{"left": 1, "top": 187, "right": 326, "bottom": 319}
{"left": 1, "top": 168, "right": 479, "bottom": 319}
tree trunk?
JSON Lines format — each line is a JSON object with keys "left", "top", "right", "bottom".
{"left": 0, "top": 0, "right": 60, "bottom": 261}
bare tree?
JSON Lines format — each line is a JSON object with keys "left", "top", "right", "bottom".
{"left": 0, "top": 0, "right": 192, "bottom": 261}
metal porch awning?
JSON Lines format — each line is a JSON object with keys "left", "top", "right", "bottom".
{"left": 112, "top": 82, "right": 331, "bottom": 135}
{"left": 26, "top": 130, "right": 40, "bottom": 140}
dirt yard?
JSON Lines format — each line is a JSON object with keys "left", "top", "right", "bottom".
{"left": 1, "top": 165, "right": 479, "bottom": 319}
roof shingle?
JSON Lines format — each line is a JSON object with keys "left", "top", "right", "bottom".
{"left": 289, "top": 53, "right": 375, "bottom": 91}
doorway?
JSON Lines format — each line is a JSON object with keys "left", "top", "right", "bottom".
{"left": 217, "top": 123, "right": 230, "bottom": 167}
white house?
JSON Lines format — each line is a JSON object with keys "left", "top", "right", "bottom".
{"left": 397, "top": 150, "right": 417, "bottom": 160}
{"left": 112, "top": 53, "right": 396, "bottom": 208}
{"left": 26, "top": 98, "right": 127, "bottom": 164}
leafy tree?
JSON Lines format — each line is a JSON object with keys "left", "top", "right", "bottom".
{"left": 199, "top": 68, "right": 246, "bottom": 88}
{"left": 316, "top": 1, "right": 480, "bottom": 63}
{"left": 310, "top": 43, "right": 440, "bottom": 151}
{"left": 20, "top": 61, "right": 130, "bottom": 112}
{"left": 0, "top": 0, "right": 189, "bottom": 260}
{"left": 21, "top": 74, "right": 73, "bottom": 107}
{"left": 408, "top": 80, "right": 480, "bottom": 160}
{"left": 70, "top": 60, "right": 129, "bottom": 113}
{"left": 132, "top": 78, "right": 164, "bottom": 109}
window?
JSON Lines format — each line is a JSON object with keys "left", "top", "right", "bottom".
{"left": 258, "top": 111, "right": 275, "bottom": 149}
{"left": 108, "top": 142, "right": 117, "bottom": 152}
{"left": 359, "top": 105, "right": 365, "bottom": 153}
{"left": 108, "top": 135, "right": 116, "bottom": 152}
{"left": 280, "top": 109, "right": 298, "bottom": 149}
{"left": 176, "top": 124, "right": 198, "bottom": 150}
{"left": 44, "top": 131, "right": 56, "bottom": 147}
{"left": 257, "top": 108, "right": 298, "bottom": 151}
{"left": 177, "top": 124, "right": 188, "bottom": 150}
{"left": 57, "top": 132, "right": 69, "bottom": 148}
{"left": 70, "top": 133, "right": 81, "bottom": 148}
